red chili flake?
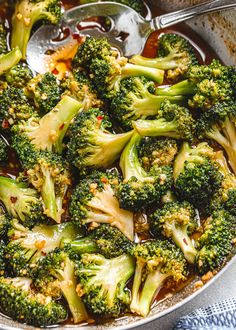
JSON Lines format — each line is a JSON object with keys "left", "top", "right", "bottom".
{"left": 2, "top": 119, "right": 10, "bottom": 129}
{"left": 97, "top": 116, "right": 103, "bottom": 121}
{"left": 101, "top": 177, "right": 108, "bottom": 183}
{"left": 59, "top": 123, "right": 65, "bottom": 130}
{"left": 10, "top": 196, "right": 17, "bottom": 204}
{"left": 52, "top": 68, "right": 59, "bottom": 75}
{"left": 183, "top": 238, "right": 188, "bottom": 245}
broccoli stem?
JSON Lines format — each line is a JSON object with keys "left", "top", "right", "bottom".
{"left": 41, "top": 167, "right": 59, "bottom": 222}
{"left": 130, "top": 53, "right": 183, "bottom": 70}
{"left": 121, "top": 63, "right": 164, "bottom": 84}
{"left": 171, "top": 226, "right": 197, "bottom": 264}
{"left": 67, "top": 237, "right": 98, "bottom": 254}
{"left": 133, "top": 119, "right": 181, "bottom": 138}
{"left": 0, "top": 47, "right": 22, "bottom": 75}
{"left": 155, "top": 80, "right": 196, "bottom": 96}
{"left": 59, "top": 257, "right": 88, "bottom": 323}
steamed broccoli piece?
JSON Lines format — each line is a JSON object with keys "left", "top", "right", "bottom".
{"left": 61, "top": 70, "right": 103, "bottom": 110}
{"left": 116, "top": 132, "right": 173, "bottom": 212}
{"left": 173, "top": 142, "right": 222, "bottom": 209}
{"left": 130, "top": 240, "right": 188, "bottom": 317}
{"left": 34, "top": 249, "right": 89, "bottom": 323}
{"left": 209, "top": 151, "right": 236, "bottom": 216}
{"left": 131, "top": 33, "right": 198, "bottom": 81}
{"left": 132, "top": 100, "right": 195, "bottom": 141}
{"left": 13, "top": 96, "right": 83, "bottom": 154}
{"left": 150, "top": 201, "right": 198, "bottom": 264}
{"left": 110, "top": 77, "right": 186, "bottom": 131}
{"left": 196, "top": 210, "right": 236, "bottom": 275}
{"left": 26, "top": 73, "right": 62, "bottom": 114}
{"left": 197, "top": 102, "right": 236, "bottom": 175}
{"left": 64, "top": 224, "right": 134, "bottom": 259}
{"left": 0, "top": 86, "right": 34, "bottom": 127}
{"left": 0, "top": 240, "right": 6, "bottom": 276}
{"left": 80, "top": 0, "right": 144, "bottom": 14}
{"left": 0, "top": 137, "right": 8, "bottom": 163}
{"left": 156, "top": 60, "right": 236, "bottom": 110}
{"left": 0, "top": 207, "right": 10, "bottom": 239}
{"left": 67, "top": 108, "right": 133, "bottom": 171}
{"left": 5, "top": 63, "right": 33, "bottom": 88}
{"left": 138, "top": 137, "right": 178, "bottom": 171}
{"left": 0, "top": 277, "right": 67, "bottom": 326}
{"left": 73, "top": 37, "right": 164, "bottom": 97}
{"left": 11, "top": 0, "right": 62, "bottom": 59}
{"left": 69, "top": 171, "right": 134, "bottom": 241}
{"left": 0, "top": 22, "right": 8, "bottom": 54}
{"left": 12, "top": 135, "right": 71, "bottom": 223}
{"left": 5, "top": 219, "right": 81, "bottom": 276}
{"left": 76, "top": 253, "right": 135, "bottom": 317}
{"left": 0, "top": 175, "right": 45, "bottom": 228}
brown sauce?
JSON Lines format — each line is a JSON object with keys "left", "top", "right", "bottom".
{"left": 0, "top": 0, "right": 223, "bottom": 325}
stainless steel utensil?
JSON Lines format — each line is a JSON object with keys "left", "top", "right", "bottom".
{"left": 26, "top": 0, "right": 236, "bottom": 73}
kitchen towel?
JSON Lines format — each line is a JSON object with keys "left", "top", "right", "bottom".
{"left": 173, "top": 297, "right": 236, "bottom": 330}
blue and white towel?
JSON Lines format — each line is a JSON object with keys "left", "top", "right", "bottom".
{"left": 173, "top": 298, "right": 236, "bottom": 330}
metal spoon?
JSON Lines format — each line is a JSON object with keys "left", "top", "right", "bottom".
{"left": 27, "top": 0, "right": 236, "bottom": 73}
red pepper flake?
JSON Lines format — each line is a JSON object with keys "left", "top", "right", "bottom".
{"left": 183, "top": 238, "right": 188, "bottom": 246}
{"left": 2, "top": 119, "right": 9, "bottom": 129}
{"left": 97, "top": 116, "right": 103, "bottom": 121}
{"left": 52, "top": 68, "right": 59, "bottom": 75}
{"left": 10, "top": 196, "right": 17, "bottom": 204}
{"left": 59, "top": 123, "right": 65, "bottom": 130}
{"left": 101, "top": 177, "right": 108, "bottom": 183}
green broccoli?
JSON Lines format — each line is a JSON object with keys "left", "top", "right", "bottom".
{"left": 173, "top": 142, "right": 223, "bottom": 209}
{"left": 12, "top": 135, "right": 71, "bottom": 223}
{"left": 63, "top": 224, "right": 134, "bottom": 259}
{"left": 69, "top": 170, "right": 134, "bottom": 241}
{"left": 132, "top": 100, "right": 195, "bottom": 140}
{"left": 0, "top": 207, "right": 10, "bottom": 239}
{"left": 110, "top": 77, "right": 186, "bottom": 130}
{"left": 76, "top": 253, "right": 135, "bottom": 316}
{"left": 0, "top": 240, "right": 6, "bottom": 276}
{"left": 0, "top": 22, "right": 8, "bottom": 54}
{"left": 150, "top": 201, "right": 198, "bottom": 263}
{"left": 79, "top": 0, "right": 144, "bottom": 14}
{"left": 138, "top": 137, "right": 178, "bottom": 171}
{"left": 11, "top": 0, "right": 62, "bottom": 59}
{"left": 130, "top": 240, "right": 188, "bottom": 317}
{"left": 116, "top": 132, "right": 173, "bottom": 212}
{"left": 5, "top": 63, "right": 33, "bottom": 88}
{"left": 0, "top": 137, "right": 8, "bottom": 163}
{"left": 196, "top": 209, "right": 236, "bottom": 275}
{"left": 34, "top": 249, "right": 89, "bottom": 323}
{"left": 197, "top": 101, "right": 236, "bottom": 175}
{"left": 25, "top": 73, "right": 62, "bottom": 114}
{"left": 0, "top": 277, "right": 68, "bottom": 326}
{"left": 72, "top": 37, "right": 164, "bottom": 98}
{"left": 156, "top": 60, "right": 236, "bottom": 110}
{"left": 0, "top": 175, "right": 45, "bottom": 228}
{"left": 130, "top": 33, "right": 198, "bottom": 81}
{"left": 67, "top": 108, "right": 133, "bottom": 171}
{"left": 13, "top": 96, "right": 83, "bottom": 154}
{"left": 5, "top": 219, "right": 81, "bottom": 276}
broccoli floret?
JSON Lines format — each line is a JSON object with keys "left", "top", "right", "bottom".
{"left": 156, "top": 60, "right": 236, "bottom": 110}
{"left": 132, "top": 100, "right": 195, "bottom": 141}
{"left": 34, "top": 249, "right": 88, "bottom": 323}
{"left": 0, "top": 277, "right": 67, "bottom": 326}
{"left": 67, "top": 108, "right": 133, "bottom": 171}
{"left": 116, "top": 132, "right": 173, "bottom": 212}
{"left": 130, "top": 240, "right": 189, "bottom": 317}
{"left": 26, "top": 73, "right": 62, "bottom": 114}
{"left": 11, "top": 0, "right": 62, "bottom": 59}
{"left": 61, "top": 70, "right": 103, "bottom": 110}
{"left": 196, "top": 210, "right": 236, "bottom": 275}
{"left": 138, "top": 137, "right": 178, "bottom": 171}
{"left": 72, "top": 37, "right": 164, "bottom": 98}
{"left": 79, "top": 0, "right": 144, "bottom": 14}
{"left": 0, "top": 86, "right": 34, "bottom": 127}
{"left": 64, "top": 224, "right": 134, "bottom": 259}
{"left": 0, "top": 240, "right": 6, "bottom": 276}
{"left": 131, "top": 33, "right": 198, "bottom": 81}
{"left": 5, "top": 219, "right": 81, "bottom": 276}
{"left": 0, "top": 207, "right": 10, "bottom": 239}
{"left": 5, "top": 63, "right": 33, "bottom": 88}
{"left": 12, "top": 135, "right": 71, "bottom": 223}
{"left": 209, "top": 151, "right": 236, "bottom": 216}
{"left": 173, "top": 142, "right": 223, "bottom": 209}
{"left": 0, "top": 175, "right": 45, "bottom": 228}
{"left": 0, "top": 22, "right": 8, "bottom": 54}
{"left": 150, "top": 201, "right": 198, "bottom": 263}
{"left": 197, "top": 101, "right": 236, "bottom": 174}
{"left": 13, "top": 96, "right": 83, "bottom": 154}
{"left": 110, "top": 77, "right": 186, "bottom": 130}
{"left": 76, "top": 253, "right": 135, "bottom": 317}
{"left": 0, "top": 137, "right": 8, "bottom": 163}
{"left": 69, "top": 171, "right": 134, "bottom": 240}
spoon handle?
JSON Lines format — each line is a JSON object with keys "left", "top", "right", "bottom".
{"left": 152, "top": 0, "right": 236, "bottom": 30}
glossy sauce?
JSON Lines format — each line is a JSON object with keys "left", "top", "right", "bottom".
{"left": 0, "top": 0, "right": 222, "bottom": 324}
